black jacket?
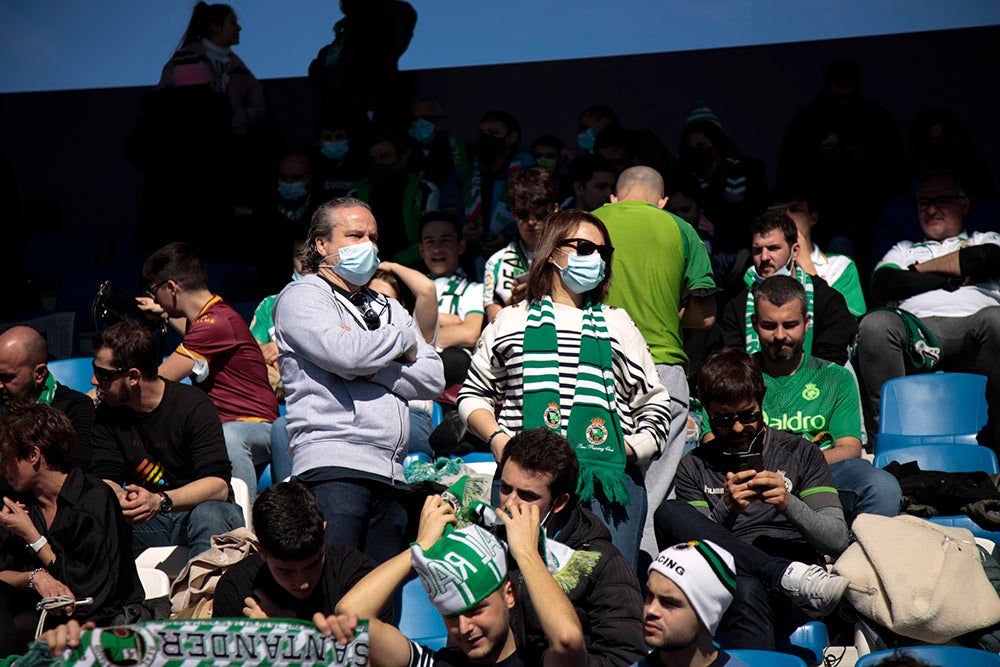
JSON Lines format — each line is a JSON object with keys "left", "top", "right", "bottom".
{"left": 509, "top": 505, "right": 645, "bottom": 667}
{"left": 720, "top": 274, "right": 858, "bottom": 365}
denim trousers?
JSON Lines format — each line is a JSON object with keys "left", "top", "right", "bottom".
{"left": 653, "top": 499, "right": 803, "bottom": 650}
{"left": 307, "top": 478, "right": 409, "bottom": 564}
{"left": 223, "top": 420, "right": 272, "bottom": 504}
{"left": 131, "top": 500, "right": 245, "bottom": 557}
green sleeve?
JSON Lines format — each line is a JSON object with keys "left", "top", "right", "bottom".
{"left": 677, "top": 218, "right": 716, "bottom": 292}
{"left": 832, "top": 261, "right": 867, "bottom": 317}
{"left": 828, "top": 368, "right": 863, "bottom": 441}
{"left": 249, "top": 295, "right": 278, "bottom": 343}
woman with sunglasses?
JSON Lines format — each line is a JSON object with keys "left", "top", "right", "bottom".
{"left": 458, "top": 210, "right": 670, "bottom": 567}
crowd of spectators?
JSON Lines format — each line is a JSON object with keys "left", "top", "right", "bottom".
{"left": 2, "top": 3, "right": 999, "bottom": 664}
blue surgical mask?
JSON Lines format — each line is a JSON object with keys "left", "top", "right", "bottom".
{"left": 320, "top": 140, "right": 349, "bottom": 161}
{"left": 325, "top": 241, "right": 380, "bottom": 286}
{"left": 558, "top": 251, "right": 605, "bottom": 294}
{"left": 577, "top": 128, "right": 596, "bottom": 152}
{"left": 409, "top": 118, "right": 436, "bottom": 145}
{"left": 277, "top": 181, "right": 307, "bottom": 200}
{"left": 748, "top": 256, "right": 794, "bottom": 286}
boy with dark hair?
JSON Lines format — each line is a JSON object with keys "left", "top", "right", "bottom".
{"left": 140, "top": 241, "right": 279, "bottom": 503}
{"left": 566, "top": 154, "right": 616, "bottom": 212}
{"left": 482, "top": 168, "right": 558, "bottom": 321}
{"left": 318, "top": 494, "right": 586, "bottom": 667}
{"left": 499, "top": 429, "right": 646, "bottom": 667}
{"left": 419, "top": 209, "right": 484, "bottom": 386}
{"left": 213, "top": 482, "right": 390, "bottom": 620}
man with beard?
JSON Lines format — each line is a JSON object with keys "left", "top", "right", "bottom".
{"left": 749, "top": 276, "right": 900, "bottom": 521}
{"left": 720, "top": 209, "right": 856, "bottom": 366}
{"left": 638, "top": 541, "right": 748, "bottom": 667}
{"left": 89, "top": 321, "right": 244, "bottom": 557}
{"left": 666, "top": 348, "right": 849, "bottom": 648}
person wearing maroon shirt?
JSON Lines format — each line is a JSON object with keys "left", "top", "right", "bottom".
{"left": 139, "top": 242, "right": 278, "bottom": 502}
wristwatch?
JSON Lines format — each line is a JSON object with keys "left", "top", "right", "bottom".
{"left": 158, "top": 492, "right": 174, "bottom": 514}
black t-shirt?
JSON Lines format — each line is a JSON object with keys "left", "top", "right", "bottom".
{"left": 213, "top": 544, "right": 391, "bottom": 621}
{"left": 51, "top": 383, "right": 95, "bottom": 472}
{"left": 408, "top": 644, "right": 526, "bottom": 667}
{"left": 91, "top": 380, "right": 231, "bottom": 490}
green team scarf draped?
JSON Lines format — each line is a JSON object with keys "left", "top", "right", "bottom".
{"left": 522, "top": 295, "right": 628, "bottom": 506}
{"left": 743, "top": 266, "right": 815, "bottom": 355}
{"left": 36, "top": 373, "right": 57, "bottom": 406}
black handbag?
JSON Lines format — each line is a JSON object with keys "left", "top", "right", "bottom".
{"left": 92, "top": 280, "right": 164, "bottom": 332}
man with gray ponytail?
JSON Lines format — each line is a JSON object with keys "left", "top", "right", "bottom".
{"left": 273, "top": 198, "right": 445, "bottom": 563}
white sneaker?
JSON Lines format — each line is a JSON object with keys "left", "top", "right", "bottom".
{"left": 780, "top": 562, "right": 849, "bottom": 617}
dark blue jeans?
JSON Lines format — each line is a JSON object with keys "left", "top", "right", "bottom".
{"left": 308, "top": 478, "right": 409, "bottom": 564}
{"left": 131, "top": 500, "right": 245, "bottom": 557}
{"left": 653, "top": 499, "right": 805, "bottom": 650}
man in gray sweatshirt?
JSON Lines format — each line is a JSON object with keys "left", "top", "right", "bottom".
{"left": 273, "top": 197, "right": 444, "bottom": 563}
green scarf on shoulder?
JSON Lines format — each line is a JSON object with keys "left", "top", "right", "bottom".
{"left": 522, "top": 295, "right": 629, "bottom": 506}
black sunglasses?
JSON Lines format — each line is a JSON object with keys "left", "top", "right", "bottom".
{"left": 708, "top": 410, "right": 762, "bottom": 429}
{"left": 349, "top": 292, "right": 381, "bottom": 331}
{"left": 92, "top": 362, "right": 128, "bottom": 383}
{"left": 560, "top": 238, "right": 614, "bottom": 262}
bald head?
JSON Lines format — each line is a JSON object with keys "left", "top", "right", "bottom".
{"left": 614, "top": 166, "right": 665, "bottom": 205}
{"left": 0, "top": 327, "right": 47, "bottom": 365}
{"left": 0, "top": 326, "right": 49, "bottom": 404}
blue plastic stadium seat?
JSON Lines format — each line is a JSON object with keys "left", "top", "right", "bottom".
{"left": 781, "top": 621, "right": 829, "bottom": 666}
{"left": 47, "top": 357, "right": 97, "bottom": 394}
{"left": 431, "top": 402, "right": 444, "bottom": 428}
{"left": 873, "top": 442, "right": 999, "bottom": 474}
{"left": 925, "top": 514, "right": 1000, "bottom": 545}
{"left": 404, "top": 452, "right": 432, "bottom": 469}
{"left": 855, "top": 646, "right": 1000, "bottom": 666}
{"left": 725, "top": 649, "right": 808, "bottom": 666}
{"left": 876, "top": 372, "right": 988, "bottom": 453}
{"left": 398, "top": 574, "right": 447, "bottom": 649}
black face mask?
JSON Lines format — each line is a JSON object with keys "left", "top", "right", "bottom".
{"left": 479, "top": 133, "right": 509, "bottom": 159}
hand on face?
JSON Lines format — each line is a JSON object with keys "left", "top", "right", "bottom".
{"left": 0, "top": 496, "right": 36, "bottom": 542}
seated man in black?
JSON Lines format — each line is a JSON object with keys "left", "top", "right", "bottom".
{"left": 213, "top": 481, "right": 391, "bottom": 621}
{"left": 90, "top": 321, "right": 244, "bottom": 557}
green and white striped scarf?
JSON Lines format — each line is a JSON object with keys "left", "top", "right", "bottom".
{"left": 522, "top": 295, "right": 628, "bottom": 506}
{"left": 743, "top": 265, "right": 815, "bottom": 355}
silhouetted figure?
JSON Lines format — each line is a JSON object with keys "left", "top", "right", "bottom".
{"left": 777, "top": 58, "right": 901, "bottom": 260}
{"left": 309, "top": 0, "right": 417, "bottom": 131}
{"left": 127, "top": 59, "right": 235, "bottom": 257}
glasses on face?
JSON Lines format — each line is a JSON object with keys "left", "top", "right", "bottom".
{"left": 708, "top": 410, "right": 762, "bottom": 430}
{"left": 513, "top": 208, "right": 548, "bottom": 223}
{"left": 145, "top": 279, "right": 168, "bottom": 299}
{"left": 92, "top": 362, "right": 128, "bottom": 384}
{"left": 559, "top": 238, "right": 614, "bottom": 263}
{"left": 349, "top": 292, "right": 381, "bottom": 331}
{"left": 916, "top": 195, "right": 965, "bottom": 211}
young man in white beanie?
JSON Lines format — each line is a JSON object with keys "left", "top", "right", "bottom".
{"left": 639, "top": 541, "right": 748, "bottom": 667}
{"left": 314, "top": 495, "right": 586, "bottom": 667}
